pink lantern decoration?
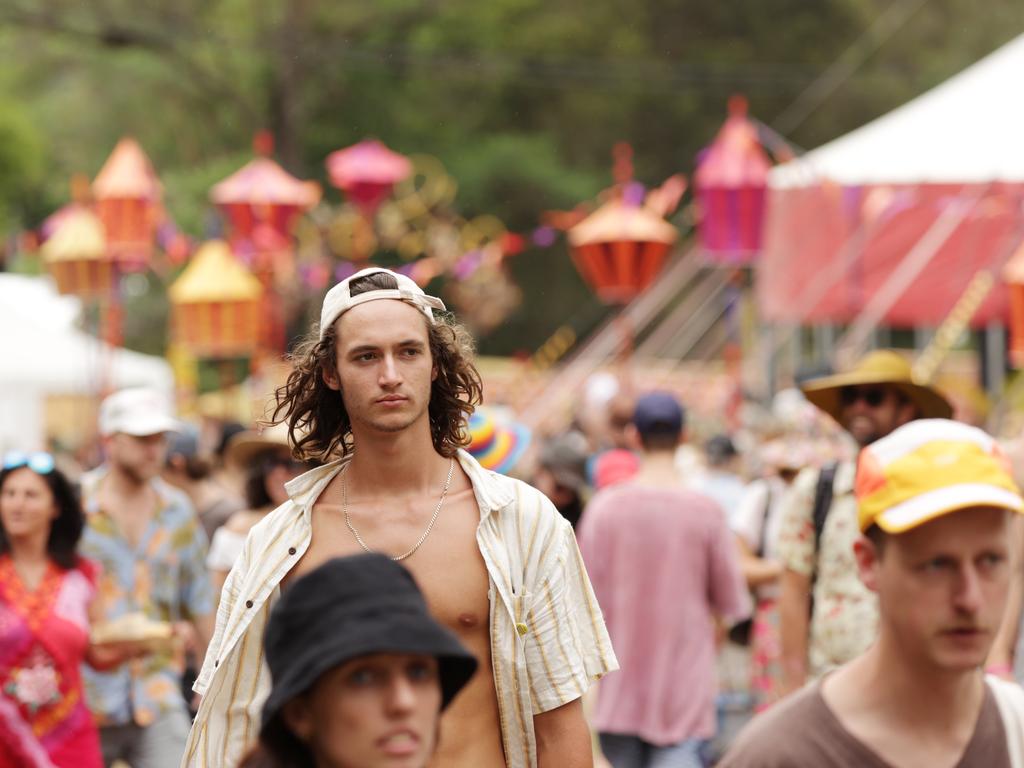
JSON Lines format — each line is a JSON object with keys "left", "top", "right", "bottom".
{"left": 694, "top": 96, "right": 772, "bottom": 263}
{"left": 325, "top": 139, "right": 412, "bottom": 218}
{"left": 210, "top": 152, "right": 321, "bottom": 273}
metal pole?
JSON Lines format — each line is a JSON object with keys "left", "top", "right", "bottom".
{"left": 985, "top": 323, "right": 1006, "bottom": 400}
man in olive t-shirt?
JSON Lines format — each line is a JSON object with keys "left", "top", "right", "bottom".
{"left": 721, "top": 420, "right": 1024, "bottom": 768}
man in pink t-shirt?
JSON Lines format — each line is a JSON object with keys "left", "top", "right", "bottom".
{"left": 578, "top": 392, "right": 751, "bottom": 768}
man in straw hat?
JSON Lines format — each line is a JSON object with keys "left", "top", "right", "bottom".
{"left": 184, "top": 267, "right": 617, "bottom": 768}
{"left": 721, "top": 419, "right": 1024, "bottom": 767}
{"left": 775, "top": 350, "right": 953, "bottom": 694}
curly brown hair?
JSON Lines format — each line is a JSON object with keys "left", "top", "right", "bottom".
{"left": 272, "top": 272, "right": 483, "bottom": 461}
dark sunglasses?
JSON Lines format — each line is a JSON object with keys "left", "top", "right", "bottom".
{"left": 3, "top": 451, "right": 56, "bottom": 475}
{"left": 838, "top": 386, "right": 890, "bottom": 408}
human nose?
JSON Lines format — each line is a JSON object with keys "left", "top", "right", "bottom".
{"left": 953, "top": 565, "right": 984, "bottom": 614}
{"left": 385, "top": 673, "right": 417, "bottom": 715}
{"left": 378, "top": 354, "right": 403, "bottom": 387}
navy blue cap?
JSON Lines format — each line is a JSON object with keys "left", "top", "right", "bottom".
{"left": 633, "top": 391, "right": 685, "bottom": 436}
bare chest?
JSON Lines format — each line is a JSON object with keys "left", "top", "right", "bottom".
{"left": 96, "top": 493, "right": 154, "bottom": 549}
{"left": 290, "top": 487, "right": 491, "bottom": 631}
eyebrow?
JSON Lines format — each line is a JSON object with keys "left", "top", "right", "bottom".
{"left": 346, "top": 339, "right": 426, "bottom": 355}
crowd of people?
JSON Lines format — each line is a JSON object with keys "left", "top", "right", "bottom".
{"left": 3, "top": 265, "right": 1024, "bottom": 768}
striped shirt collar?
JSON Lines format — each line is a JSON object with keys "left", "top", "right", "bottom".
{"left": 284, "top": 448, "right": 515, "bottom": 517}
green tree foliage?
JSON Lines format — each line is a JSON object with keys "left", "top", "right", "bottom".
{"left": 0, "top": 0, "right": 1021, "bottom": 353}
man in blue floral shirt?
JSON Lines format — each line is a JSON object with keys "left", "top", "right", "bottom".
{"left": 80, "top": 388, "right": 214, "bottom": 768}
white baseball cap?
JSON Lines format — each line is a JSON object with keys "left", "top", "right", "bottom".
{"left": 99, "top": 388, "right": 180, "bottom": 437}
{"left": 319, "top": 267, "right": 446, "bottom": 340}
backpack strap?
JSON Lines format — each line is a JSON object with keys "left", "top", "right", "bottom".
{"left": 811, "top": 462, "right": 839, "bottom": 570}
{"left": 987, "top": 674, "right": 1024, "bottom": 768}
{"left": 755, "top": 480, "right": 773, "bottom": 559}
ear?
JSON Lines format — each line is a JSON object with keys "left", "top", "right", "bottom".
{"left": 282, "top": 697, "right": 314, "bottom": 742}
{"left": 322, "top": 365, "right": 341, "bottom": 392}
{"left": 853, "top": 535, "right": 882, "bottom": 594}
{"left": 623, "top": 424, "right": 642, "bottom": 451}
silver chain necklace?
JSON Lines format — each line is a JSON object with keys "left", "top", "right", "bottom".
{"left": 342, "top": 458, "right": 456, "bottom": 562}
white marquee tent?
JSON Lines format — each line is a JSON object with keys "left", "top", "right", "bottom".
{"left": 772, "top": 33, "right": 1024, "bottom": 187}
{"left": 0, "top": 273, "right": 173, "bottom": 451}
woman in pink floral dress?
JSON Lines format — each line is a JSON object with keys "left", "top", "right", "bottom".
{"left": 0, "top": 452, "right": 111, "bottom": 768}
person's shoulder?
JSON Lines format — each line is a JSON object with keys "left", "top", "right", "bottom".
{"left": 720, "top": 685, "right": 829, "bottom": 767}
{"left": 223, "top": 508, "right": 267, "bottom": 535}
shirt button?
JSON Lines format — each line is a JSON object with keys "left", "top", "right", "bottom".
{"left": 214, "top": 660, "right": 219, "bottom": 667}
{"left": 515, "top": 622, "right": 528, "bottom": 636}
{"left": 288, "top": 547, "right": 296, "bottom": 555}
{"left": 245, "top": 600, "right": 254, "bottom": 608}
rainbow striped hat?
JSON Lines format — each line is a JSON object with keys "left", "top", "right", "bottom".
{"left": 466, "top": 408, "right": 531, "bottom": 475}
{"left": 855, "top": 419, "right": 1023, "bottom": 533}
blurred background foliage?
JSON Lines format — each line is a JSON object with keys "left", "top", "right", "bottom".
{"left": 0, "top": 0, "right": 1022, "bottom": 354}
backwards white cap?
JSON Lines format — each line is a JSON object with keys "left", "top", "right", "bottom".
{"left": 319, "top": 267, "right": 446, "bottom": 340}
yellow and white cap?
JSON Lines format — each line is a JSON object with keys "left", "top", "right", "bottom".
{"left": 855, "top": 419, "right": 1023, "bottom": 533}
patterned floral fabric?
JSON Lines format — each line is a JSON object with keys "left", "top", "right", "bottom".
{"left": 0, "top": 555, "right": 103, "bottom": 768}
{"left": 79, "top": 468, "right": 213, "bottom": 728}
{"left": 775, "top": 462, "right": 879, "bottom": 677}
{"left": 749, "top": 599, "right": 782, "bottom": 711}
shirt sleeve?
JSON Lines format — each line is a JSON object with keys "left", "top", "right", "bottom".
{"left": 732, "top": 480, "right": 769, "bottom": 549}
{"left": 178, "top": 514, "right": 215, "bottom": 621}
{"left": 206, "top": 527, "right": 247, "bottom": 572}
{"left": 707, "top": 500, "right": 753, "bottom": 623}
{"left": 524, "top": 514, "right": 618, "bottom": 714}
{"left": 193, "top": 528, "right": 249, "bottom": 696}
{"left": 774, "top": 467, "right": 819, "bottom": 576}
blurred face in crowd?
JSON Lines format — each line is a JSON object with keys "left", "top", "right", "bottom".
{"left": 855, "top": 507, "right": 1012, "bottom": 674}
{"left": 264, "top": 452, "right": 305, "bottom": 507}
{"left": 839, "top": 384, "right": 916, "bottom": 447}
{"left": 324, "top": 300, "right": 436, "bottom": 439}
{"left": 106, "top": 432, "right": 169, "bottom": 484}
{"left": 0, "top": 467, "right": 58, "bottom": 545}
{"left": 284, "top": 652, "right": 443, "bottom": 768}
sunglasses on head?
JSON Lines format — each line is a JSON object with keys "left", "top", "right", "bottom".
{"left": 838, "top": 386, "right": 890, "bottom": 408}
{"left": 3, "top": 451, "right": 56, "bottom": 475}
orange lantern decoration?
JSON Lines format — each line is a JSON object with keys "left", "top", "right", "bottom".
{"left": 567, "top": 201, "right": 678, "bottom": 304}
{"left": 326, "top": 139, "right": 412, "bottom": 219}
{"left": 210, "top": 142, "right": 321, "bottom": 275}
{"left": 168, "top": 240, "right": 265, "bottom": 358}
{"left": 41, "top": 208, "right": 114, "bottom": 299}
{"left": 1004, "top": 241, "right": 1024, "bottom": 368}
{"left": 92, "top": 137, "right": 162, "bottom": 272}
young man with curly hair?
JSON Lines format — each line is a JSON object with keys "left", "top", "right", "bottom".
{"left": 182, "top": 268, "right": 617, "bottom": 768}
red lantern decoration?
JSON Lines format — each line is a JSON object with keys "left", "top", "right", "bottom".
{"left": 694, "top": 96, "right": 771, "bottom": 263}
{"left": 168, "top": 241, "right": 265, "bottom": 358}
{"left": 92, "top": 138, "right": 162, "bottom": 272}
{"left": 325, "top": 139, "right": 412, "bottom": 219}
{"left": 567, "top": 201, "right": 678, "bottom": 304}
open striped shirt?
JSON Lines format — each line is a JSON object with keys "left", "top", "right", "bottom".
{"left": 182, "top": 448, "right": 617, "bottom": 768}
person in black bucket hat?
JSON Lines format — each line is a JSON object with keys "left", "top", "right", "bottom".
{"left": 239, "top": 553, "right": 477, "bottom": 768}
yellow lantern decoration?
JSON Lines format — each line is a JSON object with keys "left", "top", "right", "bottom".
{"left": 168, "top": 240, "right": 264, "bottom": 358}
{"left": 41, "top": 208, "right": 114, "bottom": 299}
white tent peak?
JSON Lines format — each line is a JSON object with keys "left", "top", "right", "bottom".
{"left": 771, "top": 33, "right": 1024, "bottom": 187}
{"left": 0, "top": 274, "right": 173, "bottom": 450}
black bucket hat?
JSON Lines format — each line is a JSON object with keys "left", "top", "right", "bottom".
{"left": 260, "top": 553, "right": 478, "bottom": 735}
